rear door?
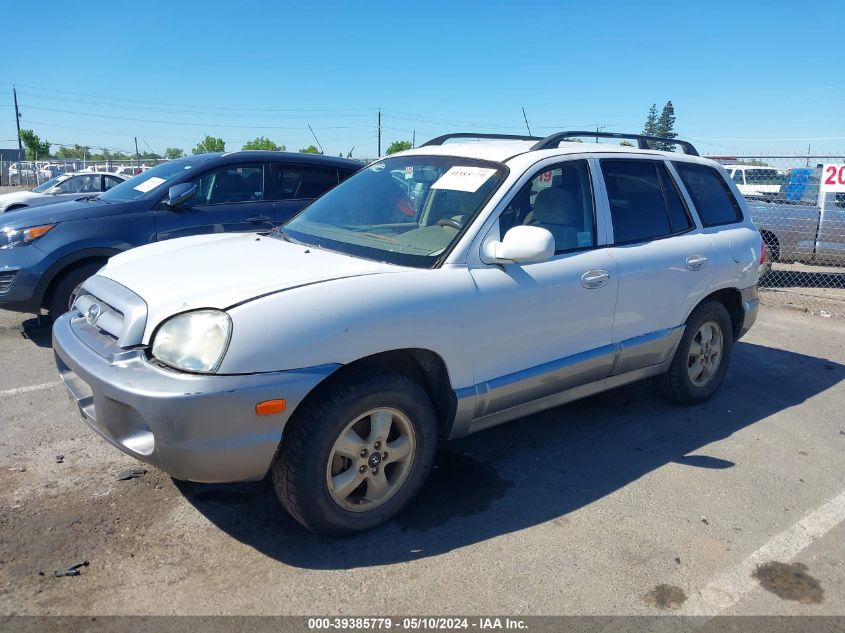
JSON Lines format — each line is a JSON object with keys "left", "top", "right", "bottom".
{"left": 599, "top": 158, "right": 716, "bottom": 352}
{"left": 153, "top": 161, "right": 276, "bottom": 240}
{"left": 267, "top": 162, "right": 340, "bottom": 224}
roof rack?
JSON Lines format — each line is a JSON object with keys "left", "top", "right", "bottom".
{"left": 421, "top": 133, "right": 542, "bottom": 146}
{"left": 531, "top": 131, "right": 699, "bottom": 156}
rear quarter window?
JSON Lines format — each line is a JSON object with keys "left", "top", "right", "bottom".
{"left": 673, "top": 162, "right": 744, "bottom": 227}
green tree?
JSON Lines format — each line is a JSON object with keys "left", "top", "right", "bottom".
{"left": 655, "top": 100, "right": 677, "bottom": 151}
{"left": 642, "top": 104, "right": 658, "bottom": 138}
{"left": 55, "top": 144, "right": 90, "bottom": 159}
{"left": 298, "top": 145, "right": 320, "bottom": 154}
{"left": 19, "top": 129, "right": 51, "bottom": 160}
{"left": 386, "top": 140, "right": 413, "bottom": 155}
{"left": 192, "top": 134, "right": 225, "bottom": 154}
{"left": 165, "top": 147, "right": 185, "bottom": 159}
{"left": 619, "top": 140, "right": 634, "bottom": 147}
{"left": 242, "top": 136, "right": 285, "bottom": 151}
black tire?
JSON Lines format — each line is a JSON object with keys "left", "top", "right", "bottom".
{"left": 653, "top": 300, "right": 734, "bottom": 405}
{"left": 272, "top": 369, "right": 438, "bottom": 536}
{"left": 46, "top": 262, "right": 104, "bottom": 321}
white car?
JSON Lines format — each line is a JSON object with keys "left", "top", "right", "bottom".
{"left": 0, "top": 172, "right": 128, "bottom": 213}
{"left": 53, "top": 131, "right": 763, "bottom": 535}
{"left": 723, "top": 165, "right": 784, "bottom": 197}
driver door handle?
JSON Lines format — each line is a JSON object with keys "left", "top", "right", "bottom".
{"left": 581, "top": 269, "right": 611, "bottom": 289}
{"left": 686, "top": 254, "right": 708, "bottom": 271}
{"left": 247, "top": 215, "right": 271, "bottom": 223}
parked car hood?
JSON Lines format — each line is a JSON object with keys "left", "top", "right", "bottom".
{"left": 0, "top": 190, "right": 40, "bottom": 205}
{"left": 0, "top": 197, "right": 125, "bottom": 226}
{"left": 96, "top": 232, "right": 403, "bottom": 337}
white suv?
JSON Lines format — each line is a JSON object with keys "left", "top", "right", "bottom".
{"left": 53, "top": 131, "right": 763, "bottom": 535}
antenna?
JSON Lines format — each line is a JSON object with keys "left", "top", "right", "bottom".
{"left": 308, "top": 124, "right": 324, "bottom": 154}
{"left": 521, "top": 107, "right": 532, "bottom": 136}
{"left": 346, "top": 145, "right": 355, "bottom": 158}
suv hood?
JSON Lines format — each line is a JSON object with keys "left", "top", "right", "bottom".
{"left": 0, "top": 197, "right": 123, "bottom": 227}
{"left": 96, "top": 232, "right": 402, "bottom": 338}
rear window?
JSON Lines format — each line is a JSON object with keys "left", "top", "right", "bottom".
{"left": 744, "top": 169, "right": 782, "bottom": 185}
{"left": 673, "top": 162, "right": 744, "bottom": 227}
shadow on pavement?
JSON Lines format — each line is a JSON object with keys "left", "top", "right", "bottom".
{"left": 176, "top": 340, "right": 844, "bottom": 569}
{"left": 19, "top": 317, "right": 52, "bottom": 348}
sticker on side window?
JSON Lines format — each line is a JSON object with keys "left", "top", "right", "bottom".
{"left": 132, "top": 176, "right": 166, "bottom": 193}
{"left": 431, "top": 166, "right": 497, "bottom": 193}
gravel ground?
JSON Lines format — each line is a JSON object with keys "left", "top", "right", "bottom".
{"left": 0, "top": 304, "right": 843, "bottom": 617}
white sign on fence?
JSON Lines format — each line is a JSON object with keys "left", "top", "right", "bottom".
{"left": 821, "top": 164, "right": 845, "bottom": 192}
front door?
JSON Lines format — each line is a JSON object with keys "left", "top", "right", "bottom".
{"left": 469, "top": 159, "right": 619, "bottom": 418}
{"left": 154, "top": 162, "right": 275, "bottom": 240}
{"left": 267, "top": 162, "right": 341, "bottom": 224}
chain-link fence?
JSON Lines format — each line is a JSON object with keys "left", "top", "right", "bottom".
{"left": 707, "top": 155, "right": 845, "bottom": 314}
{"left": 0, "top": 158, "right": 167, "bottom": 187}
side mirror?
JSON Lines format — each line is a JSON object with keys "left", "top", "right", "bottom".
{"left": 482, "top": 225, "right": 555, "bottom": 264}
{"left": 166, "top": 183, "right": 197, "bottom": 208}
{"left": 46, "top": 187, "right": 61, "bottom": 195}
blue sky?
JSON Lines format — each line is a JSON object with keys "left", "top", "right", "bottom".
{"left": 1, "top": 0, "right": 843, "bottom": 158}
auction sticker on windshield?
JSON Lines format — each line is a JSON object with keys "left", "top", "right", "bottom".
{"left": 431, "top": 166, "right": 497, "bottom": 192}
{"left": 132, "top": 177, "right": 166, "bottom": 193}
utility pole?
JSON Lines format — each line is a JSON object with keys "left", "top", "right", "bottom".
{"left": 134, "top": 137, "right": 140, "bottom": 168}
{"left": 595, "top": 124, "right": 606, "bottom": 143}
{"left": 412, "top": 130, "right": 415, "bottom": 149}
{"left": 377, "top": 110, "right": 382, "bottom": 157}
{"left": 13, "top": 86, "right": 22, "bottom": 154}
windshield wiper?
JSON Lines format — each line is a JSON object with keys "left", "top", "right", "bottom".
{"left": 76, "top": 194, "right": 104, "bottom": 202}
{"left": 278, "top": 229, "right": 313, "bottom": 247}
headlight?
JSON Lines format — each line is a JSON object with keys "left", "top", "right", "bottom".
{"left": 151, "top": 310, "right": 232, "bottom": 373}
{"left": 0, "top": 224, "right": 55, "bottom": 249}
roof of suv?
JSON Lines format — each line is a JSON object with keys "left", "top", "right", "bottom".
{"left": 175, "top": 151, "right": 363, "bottom": 170}
{"left": 396, "top": 131, "right": 708, "bottom": 166}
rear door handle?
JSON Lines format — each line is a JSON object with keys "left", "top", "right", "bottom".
{"left": 581, "top": 269, "right": 611, "bottom": 289}
{"left": 686, "top": 254, "right": 708, "bottom": 271}
{"left": 247, "top": 215, "right": 271, "bottom": 223}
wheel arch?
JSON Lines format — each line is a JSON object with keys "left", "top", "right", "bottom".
{"left": 38, "top": 248, "right": 120, "bottom": 311}
{"left": 689, "top": 287, "right": 744, "bottom": 342}
{"left": 289, "top": 348, "right": 458, "bottom": 440}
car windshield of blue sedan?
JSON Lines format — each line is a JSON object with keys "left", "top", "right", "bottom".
{"left": 97, "top": 159, "right": 195, "bottom": 202}
{"left": 279, "top": 156, "right": 508, "bottom": 268}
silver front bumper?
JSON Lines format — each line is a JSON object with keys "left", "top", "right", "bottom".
{"left": 53, "top": 311, "right": 337, "bottom": 482}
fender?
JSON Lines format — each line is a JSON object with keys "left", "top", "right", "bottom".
{"left": 33, "top": 246, "right": 124, "bottom": 309}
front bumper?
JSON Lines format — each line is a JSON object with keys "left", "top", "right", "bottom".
{"left": 738, "top": 285, "right": 759, "bottom": 340}
{"left": 53, "top": 312, "right": 338, "bottom": 482}
{"left": 0, "top": 245, "right": 53, "bottom": 313}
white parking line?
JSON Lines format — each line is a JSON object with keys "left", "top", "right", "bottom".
{"left": 0, "top": 381, "right": 61, "bottom": 398}
{"left": 681, "top": 487, "right": 845, "bottom": 615}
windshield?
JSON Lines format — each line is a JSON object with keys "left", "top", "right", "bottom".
{"left": 97, "top": 159, "right": 196, "bottom": 202}
{"left": 32, "top": 174, "right": 70, "bottom": 193}
{"left": 279, "top": 156, "right": 508, "bottom": 268}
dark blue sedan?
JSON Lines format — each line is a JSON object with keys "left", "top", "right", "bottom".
{"left": 0, "top": 151, "right": 361, "bottom": 318}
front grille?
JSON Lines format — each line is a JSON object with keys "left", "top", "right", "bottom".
{"left": 71, "top": 275, "right": 148, "bottom": 348}
{"left": 0, "top": 271, "right": 16, "bottom": 294}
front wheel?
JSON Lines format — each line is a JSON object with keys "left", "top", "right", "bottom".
{"left": 47, "top": 262, "right": 104, "bottom": 321}
{"left": 271, "top": 370, "right": 438, "bottom": 536}
{"left": 654, "top": 300, "right": 734, "bottom": 405}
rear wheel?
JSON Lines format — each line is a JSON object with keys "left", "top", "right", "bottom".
{"left": 654, "top": 300, "right": 734, "bottom": 405}
{"left": 271, "top": 369, "right": 438, "bottom": 536}
{"left": 47, "top": 262, "right": 103, "bottom": 321}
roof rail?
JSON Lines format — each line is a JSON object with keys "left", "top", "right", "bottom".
{"left": 421, "top": 133, "right": 542, "bottom": 147}
{"left": 531, "top": 131, "right": 699, "bottom": 156}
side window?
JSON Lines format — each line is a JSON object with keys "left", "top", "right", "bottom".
{"left": 57, "top": 175, "right": 100, "bottom": 194}
{"left": 673, "top": 161, "right": 744, "bottom": 227}
{"left": 189, "top": 163, "right": 264, "bottom": 206}
{"left": 499, "top": 159, "right": 595, "bottom": 252}
{"left": 103, "top": 175, "right": 123, "bottom": 190}
{"left": 656, "top": 164, "right": 694, "bottom": 233}
{"left": 601, "top": 160, "right": 676, "bottom": 244}
{"left": 268, "top": 164, "right": 339, "bottom": 200}
{"left": 731, "top": 170, "right": 744, "bottom": 184}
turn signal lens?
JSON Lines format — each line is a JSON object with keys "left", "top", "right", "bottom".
{"left": 256, "top": 400, "right": 287, "bottom": 416}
